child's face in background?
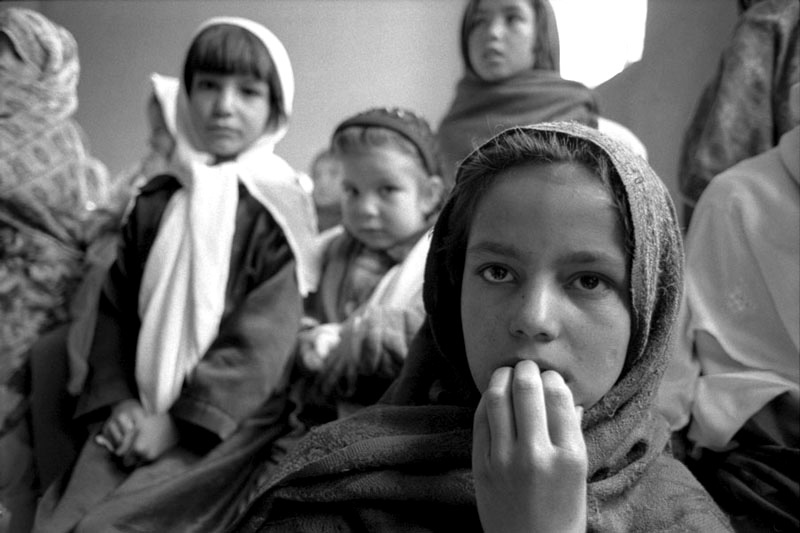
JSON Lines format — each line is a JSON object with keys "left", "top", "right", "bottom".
{"left": 312, "top": 156, "right": 344, "bottom": 207}
{"left": 341, "top": 146, "right": 438, "bottom": 251}
{"left": 461, "top": 162, "right": 631, "bottom": 409}
{"left": 188, "top": 71, "right": 270, "bottom": 160}
{"left": 146, "top": 98, "right": 174, "bottom": 158}
{"left": 467, "top": 0, "right": 536, "bottom": 82}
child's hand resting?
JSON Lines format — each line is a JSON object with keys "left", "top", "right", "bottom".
{"left": 127, "top": 411, "right": 180, "bottom": 466}
{"left": 98, "top": 399, "right": 144, "bottom": 458}
{"left": 472, "top": 360, "right": 587, "bottom": 533}
{"left": 298, "top": 323, "right": 342, "bottom": 371}
{"left": 97, "top": 399, "right": 179, "bottom": 468}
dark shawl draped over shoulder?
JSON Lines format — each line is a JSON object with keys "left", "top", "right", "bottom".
{"left": 230, "top": 122, "right": 731, "bottom": 532}
{"left": 436, "top": 0, "right": 598, "bottom": 185}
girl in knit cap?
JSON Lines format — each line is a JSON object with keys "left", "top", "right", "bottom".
{"left": 231, "top": 122, "right": 731, "bottom": 532}
{"left": 294, "top": 107, "right": 445, "bottom": 426}
{"left": 33, "top": 16, "right": 318, "bottom": 533}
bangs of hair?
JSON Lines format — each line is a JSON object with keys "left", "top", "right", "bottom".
{"left": 183, "top": 24, "right": 274, "bottom": 91}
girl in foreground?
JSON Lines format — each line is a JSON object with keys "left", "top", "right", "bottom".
{"left": 231, "top": 122, "right": 731, "bottom": 532}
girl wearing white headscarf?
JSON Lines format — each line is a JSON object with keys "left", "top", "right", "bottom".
{"left": 33, "top": 17, "right": 318, "bottom": 533}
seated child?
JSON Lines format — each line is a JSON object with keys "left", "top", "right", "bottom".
{"left": 32, "top": 16, "right": 318, "bottom": 533}
{"left": 658, "top": 124, "right": 799, "bottom": 533}
{"left": 308, "top": 148, "right": 344, "bottom": 232}
{"left": 231, "top": 122, "right": 732, "bottom": 532}
{"left": 295, "top": 107, "right": 445, "bottom": 423}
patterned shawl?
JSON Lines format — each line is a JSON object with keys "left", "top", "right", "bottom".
{"left": 677, "top": 0, "right": 799, "bottom": 223}
{"left": 230, "top": 123, "right": 731, "bottom": 532}
{"left": 0, "top": 7, "right": 110, "bottom": 433}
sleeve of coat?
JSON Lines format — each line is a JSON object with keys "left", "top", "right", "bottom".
{"left": 169, "top": 217, "right": 303, "bottom": 441}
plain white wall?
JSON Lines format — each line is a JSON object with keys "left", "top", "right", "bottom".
{"left": 28, "top": 0, "right": 738, "bottom": 226}
{"left": 36, "top": 1, "right": 464, "bottom": 178}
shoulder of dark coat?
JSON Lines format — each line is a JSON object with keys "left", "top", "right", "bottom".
{"left": 138, "top": 173, "right": 180, "bottom": 195}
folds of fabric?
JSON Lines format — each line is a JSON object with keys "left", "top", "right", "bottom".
{"left": 437, "top": 70, "right": 598, "bottom": 184}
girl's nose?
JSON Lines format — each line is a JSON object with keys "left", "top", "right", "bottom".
{"left": 353, "top": 193, "right": 379, "bottom": 217}
{"left": 213, "top": 85, "right": 235, "bottom": 114}
{"left": 487, "top": 16, "right": 504, "bottom": 39}
{"left": 508, "top": 280, "right": 560, "bottom": 342}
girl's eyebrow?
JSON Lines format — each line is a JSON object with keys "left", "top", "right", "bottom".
{"left": 466, "top": 240, "right": 522, "bottom": 259}
{"left": 466, "top": 241, "right": 625, "bottom": 266}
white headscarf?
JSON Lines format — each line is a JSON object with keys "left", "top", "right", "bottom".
{"left": 136, "top": 17, "right": 319, "bottom": 414}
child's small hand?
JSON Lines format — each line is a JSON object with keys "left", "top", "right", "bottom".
{"left": 100, "top": 399, "right": 144, "bottom": 457}
{"left": 298, "top": 323, "right": 342, "bottom": 371}
{"left": 472, "top": 360, "right": 587, "bottom": 533}
{"left": 121, "top": 411, "right": 180, "bottom": 467}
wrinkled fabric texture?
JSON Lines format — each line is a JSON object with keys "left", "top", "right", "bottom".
{"left": 678, "top": 0, "right": 799, "bottom": 224}
{"left": 437, "top": 71, "right": 599, "bottom": 185}
{"left": 229, "top": 122, "right": 731, "bottom": 532}
{"left": 33, "top": 179, "right": 304, "bottom": 533}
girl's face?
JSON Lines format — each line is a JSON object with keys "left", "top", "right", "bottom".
{"left": 341, "top": 146, "right": 440, "bottom": 251}
{"left": 467, "top": 0, "right": 537, "bottom": 82}
{"left": 188, "top": 71, "right": 270, "bottom": 160}
{"left": 461, "top": 162, "right": 631, "bottom": 409}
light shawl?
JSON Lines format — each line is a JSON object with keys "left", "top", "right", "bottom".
{"left": 135, "top": 17, "right": 319, "bottom": 415}
{"left": 231, "top": 123, "right": 731, "bottom": 532}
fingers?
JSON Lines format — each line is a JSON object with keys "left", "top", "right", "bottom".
{"left": 482, "top": 367, "right": 515, "bottom": 459}
{"left": 510, "top": 360, "right": 547, "bottom": 448}
{"left": 481, "top": 361, "right": 584, "bottom": 454}
{"left": 539, "top": 370, "right": 584, "bottom": 452}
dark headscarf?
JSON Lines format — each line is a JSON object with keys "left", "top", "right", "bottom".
{"left": 437, "top": 0, "right": 598, "bottom": 186}
{"left": 231, "top": 123, "right": 731, "bottom": 533}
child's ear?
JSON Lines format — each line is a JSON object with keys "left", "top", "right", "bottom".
{"left": 422, "top": 175, "right": 445, "bottom": 215}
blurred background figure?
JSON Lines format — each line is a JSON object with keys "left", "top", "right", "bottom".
{"left": 677, "top": 0, "right": 799, "bottom": 225}
{"left": 659, "top": 120, "right": 799, "bottom": 533}
{"left": 308, "top": 147, "right": 343, "bottom": 232}
{"left": 0, "top": 7, "right": 113, "bottom": 532}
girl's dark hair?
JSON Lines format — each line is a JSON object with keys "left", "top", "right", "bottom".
{"left": 461, "top": 0, "right": 560, "bottom": 76}
{"left": 441, "top": 126, "right": 633, "bottom": 288}
{"left": 182, "top": 24, "right": 283, "bottom": 132}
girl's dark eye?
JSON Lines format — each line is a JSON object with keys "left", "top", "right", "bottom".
{"left": 479, "top": 265, "right": 513, "bottom": 283}
{"left": 570, "top": 275, "right": 609, "bottom": 293}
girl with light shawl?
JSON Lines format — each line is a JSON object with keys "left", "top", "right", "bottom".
{"left": 230, "top": 122, "right": 731, "bottom": 532}
{"left": 33, "top": 17, "right": 318, "bottom": 533}
{"left": 0, "top": 7, "right": 111, "bottom": 530}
